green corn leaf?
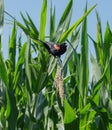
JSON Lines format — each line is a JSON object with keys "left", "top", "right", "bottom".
{"left": 59, "top": 4, "right": 96, "bottom": 42}
{"left": 88, "top": 34, "right": 99, "bottom": 60}
{"left": 35, "top": 68, "right": 48, "bottom": 93}
{"left": 16, "top": 21, "right": 29, "bottom": 35}
{"left": 52, "top": 0, "right": 72, "bottom": 42}
{"left": 9, "top": 21, "right": 16, "bottom": 71}
{"left": 80, "top": 109, "right": 96, "bottom": 129}
{"left": 13, "top": 43, "right": 27, "bottom": 88}
{"left": 50, "top": 1, "right": 55, "bottom": 39}
{"left": 104, "top": 22, "right": 112, "bottom": 44}
{"left": 0, "top": 49, "right": 11, "bottom": 120}
{"left": 104, "top": 22, "right": 112, "bottom": 60}
{"left": 25, "top": 37, "right": 32, "bottom": 88}
{"left": 39, "top": 0, "right": 47, "bottom": 40}
{"left": 79, "top": 4, "right": 89, "bottom": 107}
{"left": 6, "top": 89, "right": 18, "bottom": 129}
{"left": 20, "top": 12, "right": 30, "bottom": 29}
{"left": 0, "top": 54, "right": 8, "bottom": 87}
{"left": 48, "top": 56, "right": 57, "bottom": 75}
{"left": 0, "top": 0, "right": 4, "bottom": 34}
{"left": 63, "top": 29, "right": 80, "bottom": 70}
{"left": 108, "top": 99, "right": 112, "bottom": 114}
{"left": 96, "top": 12, "right": 104, "bottom": 65}
{"left": 64, "top": 99, "right": 76, "bottom": 124}
{"left": 53, "top": 101, "right": 64, "bottom": 129}
{"left": 0, "top": 55, "right": 11, "bottom": 120}
{"left": 90, "top": 54, "right": 102, "bottom": 105}
{"left": 5, "top": 88, "right": 11, "bottom": 119}
{"left": 80, "top": 102, "right": 96, "bottom": 129}
{"left": 57, "top": 0, "right": 72, "bottom": 29}
{"left": 26, "top": 13, "right": 39, "bottom": 37}
{"left": 17, "top": 13, "right": 39, "bottom": 40}
{"left": 103, "top": 23, "right": 112, "bottom": 85}
{"left": 96, "top": 11, "right": 103, "bottom": 44}
{"left": 92, "top": 46, "right": 112, "bottom": 104}
{"left": 90, "top": 54, "right": 102, "bottom": 85}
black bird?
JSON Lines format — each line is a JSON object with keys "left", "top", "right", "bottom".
{"left": 37, "top": 39, "right": 67, "bottom": 57}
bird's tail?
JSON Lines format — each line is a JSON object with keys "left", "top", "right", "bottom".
{"left": 36, "top": 38, "right": 50, "bottom": 50}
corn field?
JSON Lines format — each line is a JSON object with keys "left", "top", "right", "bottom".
{"left": 0, "top": 0, "right": 112, "bottom": 130}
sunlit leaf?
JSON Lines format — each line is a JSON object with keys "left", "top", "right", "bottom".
{"left": 52, "top": 0, "right": 73, "bottom": 42}
{"left": 50, "top": 1, "right": 55, "bottom": 39}
{"left": 59, "top": 4, "right": 96, "bottom": 42}
{"left": 0, "top": 54, "right": 8, "bottom": 87}
{"left": 63, "top": 29, "right": 80, "bottom": 70}
{"left": 64, "top": 99, "right": 76, "bottom": 124}
{"left": 39, "top": 0, "right": 47, "bottom": 40}
{"left": 9, "top": 21, "right": 16, "bottom": 71}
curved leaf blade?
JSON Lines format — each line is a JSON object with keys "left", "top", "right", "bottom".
{"left": 59, "top": 4, "right": 97, "bottom": 42}
{"left": 64, "top": 99, "right": 76, "bottom": 124}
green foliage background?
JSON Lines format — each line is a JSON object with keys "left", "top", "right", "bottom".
{"left": 0, "top": 0, "right": 112, "bottom": 130}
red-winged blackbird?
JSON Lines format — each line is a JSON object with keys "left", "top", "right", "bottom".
{"left": 37, "top": 39, "right": 67, "bottom": 57}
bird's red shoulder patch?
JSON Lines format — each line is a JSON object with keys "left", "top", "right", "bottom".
{"left": 54, "top": 44, "right": 60, "bottom": 50}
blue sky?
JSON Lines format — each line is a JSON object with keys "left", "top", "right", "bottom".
{"left": 3, "top": 0, "right": 112, "bottom": 58}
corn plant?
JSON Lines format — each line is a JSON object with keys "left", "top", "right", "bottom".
{"left": 1, "top": 0, "right": 112, "bottom": 130}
